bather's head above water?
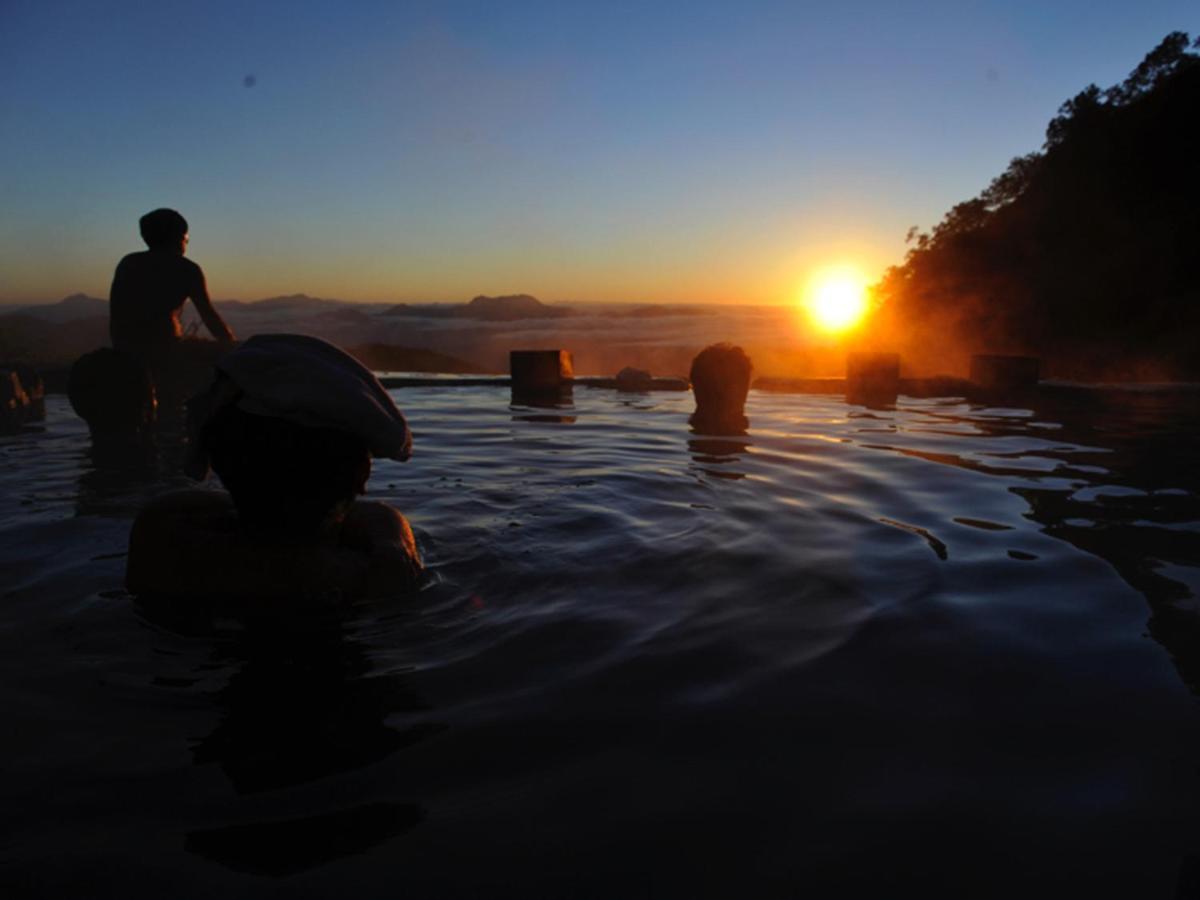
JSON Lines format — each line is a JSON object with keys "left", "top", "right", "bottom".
{"left": 689, "top": 343, "right": 752, "bottom": 436}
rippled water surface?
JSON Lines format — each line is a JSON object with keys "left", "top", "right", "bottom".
{"left": 3, "top": 387, "right": 1200, "bottom": 897}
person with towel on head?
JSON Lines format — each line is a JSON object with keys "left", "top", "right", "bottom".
{"left": 126, "top": 334, "right": 422, "bottom": 604}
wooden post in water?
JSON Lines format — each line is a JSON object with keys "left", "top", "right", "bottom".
{"left": 970, "top": 355, "right": 1040, "bottom": 392}
{"left": 510, "top": 350, "right": 574, "bottom": 405}
{"left": 846, "top": 352, "right": 900, "bottom": 405}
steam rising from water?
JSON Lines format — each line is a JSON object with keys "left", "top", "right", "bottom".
{"left": 197, "top": 301, "right": 858, "bottom": 378}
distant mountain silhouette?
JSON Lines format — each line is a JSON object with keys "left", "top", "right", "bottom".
{"left": 312, "top": 306, "right": 375, "bottom": 325}
{"left": 9, "top": 292, "right": 685, "bottom": 326}
{"left": 382, "top": 294, "right": 572, "bottom": 321}
{"left": 868, "top": 32, "right": 1200, "bottom": 380}
{"left": 605, "top": 304, "right": 719, "bottom": 319}
{"left": 3, "top": 290, "right": 818, "bottom": 386}
{"left": 463, "top": 294, "right": 570, "bottom": 320}
{"left": 347, "top": 343, "right": 495, "bottom": 374}
{"left": 8, "top": 293, "right": 107, "bottom": 323}
{"left": 0, "top": 308, "right": 107, "bottom": 366}
{"left": 379, "top": 302, "right": 464, "bottom": 319}
{"left": 217, "top": 293, "right": 347, "bottom": 313}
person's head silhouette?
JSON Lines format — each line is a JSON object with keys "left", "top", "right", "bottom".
{"left": 689, "top": 343, "right": 752, "bottom": 435}
{"left": 139, "top": 208, "right": 189, "bottom": 254}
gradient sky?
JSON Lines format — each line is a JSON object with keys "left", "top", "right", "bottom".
{"left": 1, "top": 1, "right": 1194, "bottom": 305}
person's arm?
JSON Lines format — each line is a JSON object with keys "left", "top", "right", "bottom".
{"left": 188, "top": 264, "right": 236, "bottom": 344}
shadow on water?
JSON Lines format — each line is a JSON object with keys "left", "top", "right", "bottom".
{"left": 187, "top": 620, "right": 442, "bottom": 794}
{"left": 184, "top": 802, "right": 425, "bottom": 878}
{"left": 74, "top": 441, "right": 160, "bottom": 517}
{"left": 687, "top": 433, "right": 752, "bottom": 480}
{"left": 688, "top": 403, "right": 752, "bottom": 479}
{"left": 511, "top": 412, "right": 577, "bottom": 424}
{"left": 879, "top": 389, "right": 1200, "bottom": 693}
{"left": 137, "top": 599, "right": 439, "bottom": 875}
{"left": 510, "top": 388, "right": 577, "bottom": 424}
{"left": 1013, "top": 393, "right": 1200, "bottom": 693}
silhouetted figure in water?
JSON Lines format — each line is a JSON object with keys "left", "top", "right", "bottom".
{"left": 126, "top": 334, "right": 421, "bottom": 604}
{"left": 689, "top": 343, "right": 752, "bottom": 436}
{"left": 67, "top": 347, "right": 157, "bottom": 451}
{"left": 109, "top": 208, "right": 235, "bottom": 374}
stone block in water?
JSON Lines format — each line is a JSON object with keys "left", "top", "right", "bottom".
{"left": 970, "top": 355, "right": 1040, "bottom": 391}
{"left": 846, "top": 352, "right": 900, "bottom": 402}
{"left": 510, "top": 350, "right": 574, "bottom": 392}
{"left": 615, "top": 366, "right": 653, "bottom": 392}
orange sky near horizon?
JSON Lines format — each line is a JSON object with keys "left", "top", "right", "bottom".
{"left": 3, "top": 3, "right": 1189, "bottom": 311}
{"left": 1, "top": 213, "right": 901, "bottom": 309}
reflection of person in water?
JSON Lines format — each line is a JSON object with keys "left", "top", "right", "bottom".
{"left": 687, "top": 431, "right": 752, "bottom": 480}
{"left": 126, "top": 334, "right": 422, "bottom": 604}
{"left": 109, "top": 208, "right": 236, "bottom": 372}
{"left": 689, "top": 343, "right": 752, "bottom": 436}
{"left": 189, "top": 620, "right": 440, "bottom": 795}
{"left": 177, "top": 618, "right": 435, "bottom": 875}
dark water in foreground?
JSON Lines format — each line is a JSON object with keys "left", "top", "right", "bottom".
{"left": 2, "top": 388, "right": 1200, "bottom": 898}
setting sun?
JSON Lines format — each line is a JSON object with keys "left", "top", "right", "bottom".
{"left": 803, "top": 267, "right": 871, "bottom": 334}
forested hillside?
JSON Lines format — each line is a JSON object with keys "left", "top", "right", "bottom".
{"left": 868, "top": 33, "right": 1200, "bottom": 379}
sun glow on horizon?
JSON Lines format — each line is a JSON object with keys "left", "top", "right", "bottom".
{"left": 802, "top": 266, "right": 871, "bottom": 334}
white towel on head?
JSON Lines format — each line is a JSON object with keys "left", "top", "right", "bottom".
{"left": 215, "top": 333, "right": 412, "bottom": 460}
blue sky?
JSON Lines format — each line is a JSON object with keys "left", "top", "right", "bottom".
{"left": 1, "top": 1, "right": 1194, "bottom": 304}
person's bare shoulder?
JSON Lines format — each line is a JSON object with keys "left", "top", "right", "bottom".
{"left": 177, "top": 255, "right": 205, "bottom": 285}
{"left": 341, "top": 500, "right": 413, "bottom": 546}
{"left": 341, "top": 500, "right": 423, "bottom": 596}
{"left": 113, "top": 251, "right": 150, "bottom": 277}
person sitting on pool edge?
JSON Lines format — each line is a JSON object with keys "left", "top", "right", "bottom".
{"left": 126, "top": 334, "right": 422, "bottom": 604}
{"left": 689, "top": 343, "right": 752, "bottom": 435}
{"left": 110, "top": 208, "right": 238, "bottom": 406}
{"left": 110, "top": 208, "right": 236, "bottom": 362}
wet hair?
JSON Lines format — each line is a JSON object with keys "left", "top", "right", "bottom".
{"left": 139, "top": 208, "right": 188, "bottom": 249}
{"left": 201, "top": 404, "right": 369, "bottom": 534}
{"left": 690, "top": 343, "right": 752, "bottom": 412}
{"left": 68, "top": 348, "right": 156, "bottom": 437}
